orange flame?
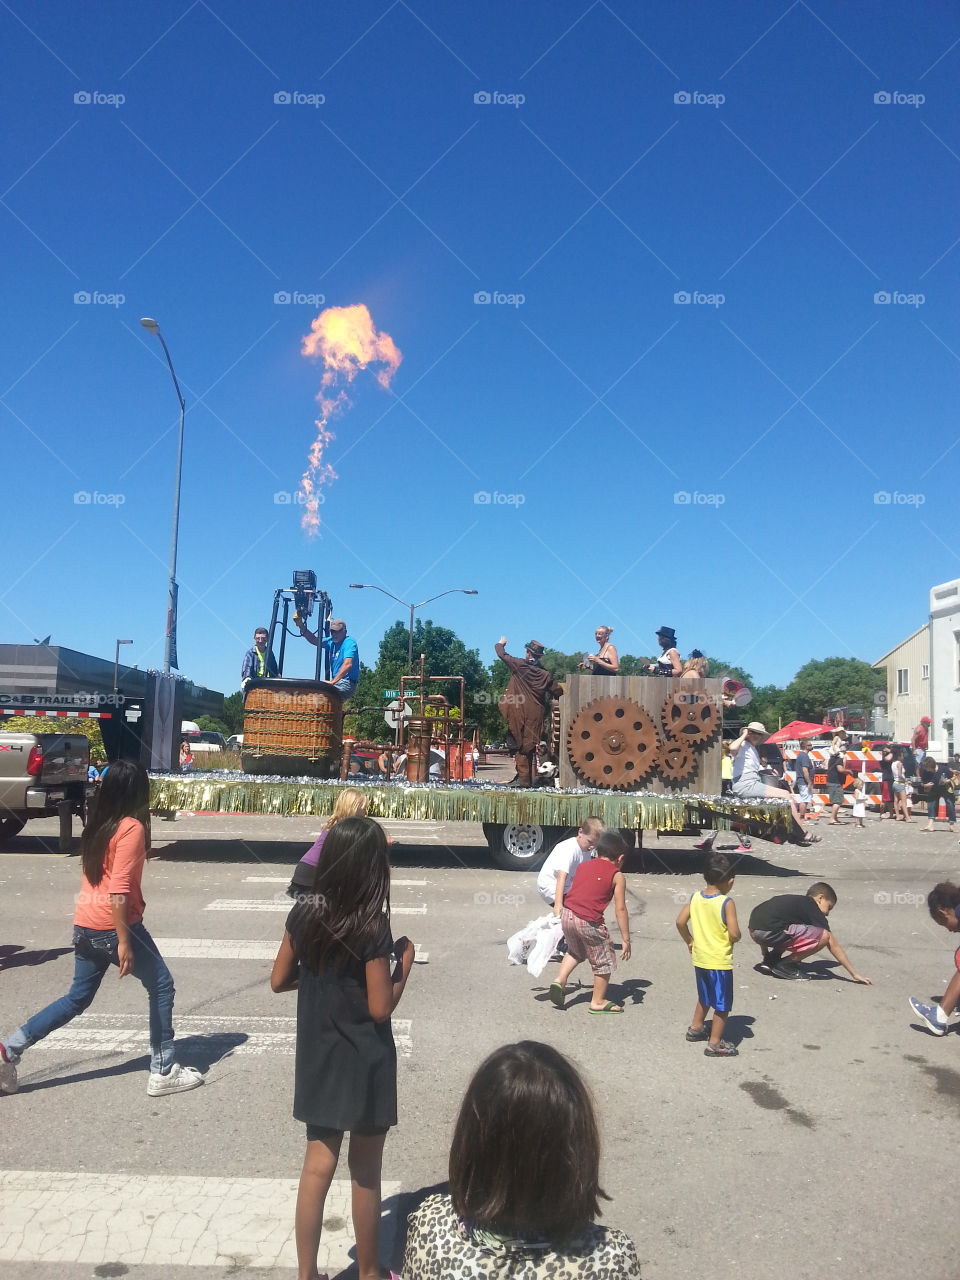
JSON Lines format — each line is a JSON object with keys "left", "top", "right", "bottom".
{"left": 298, "top": 304, "right": 402, "bottom": 534}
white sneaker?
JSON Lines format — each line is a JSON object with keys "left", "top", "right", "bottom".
{"left": 146, "top": 1063, "right": 205, "bottom": 1096}
{"left": 0, "top": 1044, "right": 19, "bottom": 1095}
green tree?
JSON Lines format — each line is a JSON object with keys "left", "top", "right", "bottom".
{"left": 748, "top": 683, "right": 788, "bottom": 731}
{"left": 346, "top": 619, "right": 493, "bottom": 742}
{"left": 781, "top": 657, "right": 884, "bottom": 723}
{"left": 220, "top": 692, "right": 245, "bottom": 735}
{"left": 196, "top": 715, "right": 230, "bottom": 736}
{"left": 1, "top": 717, "right": 105, "bottom": 756}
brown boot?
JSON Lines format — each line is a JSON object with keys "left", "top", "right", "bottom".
{"left": 514, "top": 752, "right": 532, "bottom": 788}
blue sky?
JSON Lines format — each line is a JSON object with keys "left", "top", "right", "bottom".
{"left": 2, "top": 0, "right": 958, "bottom": 697}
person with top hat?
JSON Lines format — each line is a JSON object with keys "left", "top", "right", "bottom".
{"left": 647, "top": 627, "right": 682, "bottom": 677}
{"left": 241, "top": 626, "right": 279, "bottom": 689}
{"left": 912, "top": 716, "right": 932, "bottom": 764}
{"left": 495, "top": 637, "right": 563, "bottom": 788}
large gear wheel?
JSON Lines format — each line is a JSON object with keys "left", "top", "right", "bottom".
{"left": 567, "top": 696, "right": 659, "bottom": 790}
{"left": 658, "top": 740, "right": 698, "bottom": 788}
{"left": 660, "top": 689, "right": 722, "bottom": 749}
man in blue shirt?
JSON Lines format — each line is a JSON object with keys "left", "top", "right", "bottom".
{"left": 297, "top": 616, "right": 359, "bottom": 699}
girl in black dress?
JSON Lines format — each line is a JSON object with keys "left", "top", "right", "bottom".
{"left": 271, "top": 816, "right": 414, "bottom": 1280}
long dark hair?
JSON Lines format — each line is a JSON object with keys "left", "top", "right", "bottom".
{"left": 450, "top": 1041, "right": 607, "bottom": 1242}
{"left": 81, "top": 760, "right": 150, "bottom": 886}
{"left": 296, "top": 816, "right": 391, "bottom": 971}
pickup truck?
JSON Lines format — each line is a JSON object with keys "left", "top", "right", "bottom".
{"left": 0, "top": 732, "right": 91, "bottom": 850}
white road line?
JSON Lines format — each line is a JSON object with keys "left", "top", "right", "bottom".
{"left": 0, "top": 1171, "right": 400, "bottom": 1269}
{"left": 154, "top": 938, "right": 429, "bottom": 963}
{"left": 31, "top": 1014, "right": 412, "bottom": 1058}
{"left": 205, "top": 899, "right": 427, "bottom": 915}
{"left": 153, "top": 938, "right": 278, "bottom": 960}
{"left": 243, "top": 876, "right": 428, "bottom": 886}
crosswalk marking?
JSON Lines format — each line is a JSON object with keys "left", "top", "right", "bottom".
{"left": 154, "top": 937, "right": 278, "bottom": 959}
{"left": 31, "top": 1014, "right": 413, "bottom": 1058}
{"left": 0, "top": 1171, "right": 400, "bottom": 1269}
{"left": 154, "top": 937, "right": 429, "bottom": 963}
{"left": 243, "top": 875, "right": 428, "bottom": 886}
{"left": 205, "top": 898, "right": 427, "bottom": 915}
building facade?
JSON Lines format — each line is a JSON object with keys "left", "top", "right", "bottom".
{"left": 874, "top": 625, "right": 930, "bottom": 744}
{"left": 930, "top": 578, "right": 960, "bottom": 759}
{"left": 0, "top": 644, "right": 222, "bottom": 721}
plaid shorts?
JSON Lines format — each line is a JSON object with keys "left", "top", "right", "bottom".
{"left": 750, "top": 923, "right": 826, "bottom": 958}
{"left": 561, "top": 907, "right": 616, "bottom": 976}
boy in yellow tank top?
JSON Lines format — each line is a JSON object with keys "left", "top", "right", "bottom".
{"left": 675, "top": 851, "right": 741, "bottom": 1057}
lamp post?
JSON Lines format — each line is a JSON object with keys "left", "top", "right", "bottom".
{"left": 113, "top": 639, "right": 133, "bottom": 692}
{"left": 140, "top": 317, "right": 186, "bottom": 674}
{"left": 348, "top": 585, "right": 478, "bottom": 669}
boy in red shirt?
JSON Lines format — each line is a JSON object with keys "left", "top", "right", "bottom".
{"left": 548, "top": 832, "right": 631, "bottom": 1014}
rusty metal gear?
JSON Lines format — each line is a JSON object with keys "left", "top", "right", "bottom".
{"left": 660, "top": 689, "right": 722, "bottom": 748}
{"left": 566, "top": 696, "right": 660, "bottom": 789}
{"left": 658, "top": 739, "right": 698, "bottom": 788}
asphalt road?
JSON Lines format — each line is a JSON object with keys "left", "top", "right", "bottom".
{"left": 1, "top": 808, "right": 959, "bottom": 1280}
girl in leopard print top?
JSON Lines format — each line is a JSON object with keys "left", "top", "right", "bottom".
{"left": 402, "top": 1041, "right": 640, "bottom": 1279}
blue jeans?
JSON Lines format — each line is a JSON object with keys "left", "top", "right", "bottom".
{"left": 927, "top": 792, "right": 956, "bottom": 822}
{"left": 5, "top": 922, "right": 177, "bottom": 1074}
{"left": 334, "top": 679, "right": 357, "bottom": 697}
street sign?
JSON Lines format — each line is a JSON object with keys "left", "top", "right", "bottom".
{"left": 384, "top": 699, "right": 414, "bottom": 729}
{"left": 382, "top": 689, "right": 400, "bottom": 699}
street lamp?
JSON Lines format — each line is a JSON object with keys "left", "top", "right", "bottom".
{"left": 140, "top": 317, "right": 186, "bottom": 674}
{"left": 349, "top": 585, "right": 478, "bottom": 669}
{"left": 113, "top": 639, "right": 133, "bottom": 692}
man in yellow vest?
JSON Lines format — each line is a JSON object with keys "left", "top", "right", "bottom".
{"left": 241, "top": 626, "right": 279, "bottom": 689}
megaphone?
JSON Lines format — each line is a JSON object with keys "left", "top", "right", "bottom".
{"left": 722, "top": 678, "right": 753, "bottom": 707}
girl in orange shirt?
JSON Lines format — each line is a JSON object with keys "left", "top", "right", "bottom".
{"left": 0, "top": 760, "right": 203, "bottom": 1098}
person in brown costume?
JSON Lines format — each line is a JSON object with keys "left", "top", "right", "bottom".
{"left": 495, "top": 637, "right": 563, "bottom": 788}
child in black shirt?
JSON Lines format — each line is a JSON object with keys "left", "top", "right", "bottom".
{"left": 748, "top": 882, "right": 871, "bottom": 983}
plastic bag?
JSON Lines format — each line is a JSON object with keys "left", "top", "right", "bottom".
{"left": 526, "top": 916, "right": 564, "bottom": 978}
{"left": 507, "top": 912, "right": 557, "bottom": 967}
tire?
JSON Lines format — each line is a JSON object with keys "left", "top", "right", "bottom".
{"left": 483, "top": 822, "right": 563, "bottom": 872}
{"left": 0, "top": 815, "right": 26, "bottom": 843}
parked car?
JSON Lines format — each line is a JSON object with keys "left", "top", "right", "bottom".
{"left": 0, "top": 731, "right": 91, "bottom": 848}
{"left": 181, "top": 731, "right": 226, "bottom": 754}
{"left": 225, "top": 734, "right": 244, "bottom": 751}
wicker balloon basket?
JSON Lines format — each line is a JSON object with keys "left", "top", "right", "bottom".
{"left": 241, "top": 678, "right": 344, "bottom": 778}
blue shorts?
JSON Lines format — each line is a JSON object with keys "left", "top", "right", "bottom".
{"left": 695, "top": 967, "right": 733, "bottom": 1013}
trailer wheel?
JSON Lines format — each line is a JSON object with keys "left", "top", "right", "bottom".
{"left": 483, "top": 822, "right": 563, "bottom": 872}
{"left": 0, "top": 815, "right": 26, "bottom": 844}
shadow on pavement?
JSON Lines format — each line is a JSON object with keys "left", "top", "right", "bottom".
{"left": 145, "top": 837, "right": 495, "bottom": 870}
{"left": 633, "top": 845, "right": 807, "bottom": 878}
{"left": 17, "top": 1033, "right": 248, "bottom": 1093}
{"left": 0, "top": 944, "right": 74, "bottom": 971}
{"left": 725, "top": 1014, "right": 756, "bottom": 1043}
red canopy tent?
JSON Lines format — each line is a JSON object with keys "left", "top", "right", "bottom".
{"left": 765, "top": 720, "right": 834, "bottom": 744}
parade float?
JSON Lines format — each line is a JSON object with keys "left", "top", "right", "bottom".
{"left": 148, "top": 571, "right": 797, "bottom": 869}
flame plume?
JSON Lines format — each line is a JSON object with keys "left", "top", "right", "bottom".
{"left": 298, "top": 304, "right": 402, "bottom": 534}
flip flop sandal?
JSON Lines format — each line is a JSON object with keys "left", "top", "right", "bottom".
{"left": 589, "top": 1001, "right": 623, "bottom": 1014}
{"left": 549, "top": 982, "right": 565, "bottom": 1009}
